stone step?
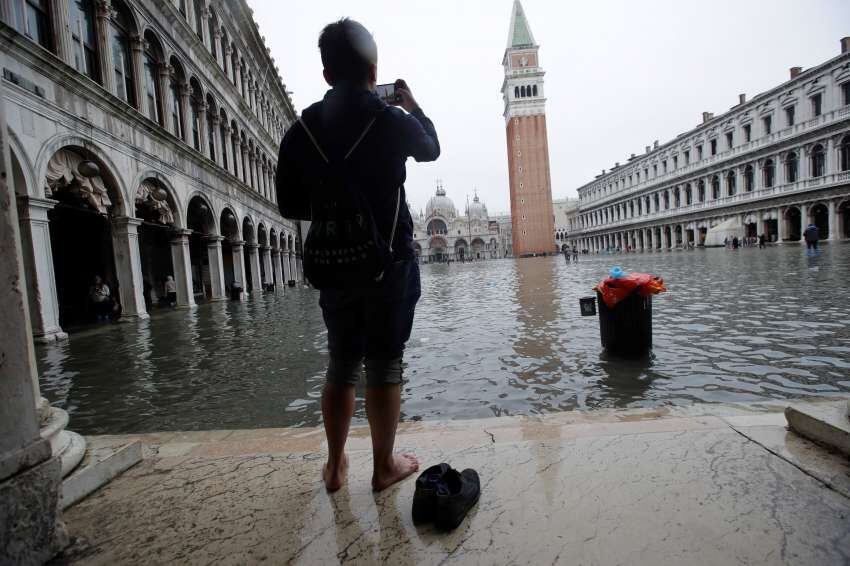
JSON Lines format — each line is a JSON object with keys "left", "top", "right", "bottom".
{"left": 785, "top": 401, "right": 850, "bottom": 457}
{"left": 61, "top": 440, "right": 142, "bottom": 510}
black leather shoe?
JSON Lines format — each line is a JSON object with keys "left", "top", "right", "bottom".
{"left": 412, "top": 463, "right": 451, "bottom": 525}
{"left": 434, "top": 468, "right": 480, "bottom": 531}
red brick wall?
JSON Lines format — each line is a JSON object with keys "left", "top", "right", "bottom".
{"left": 506, "top": 114, "right": 556, "bottom": 256}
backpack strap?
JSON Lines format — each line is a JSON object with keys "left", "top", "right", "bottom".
{"left": 298, "top": 116, "right": 377, "bottom": 164}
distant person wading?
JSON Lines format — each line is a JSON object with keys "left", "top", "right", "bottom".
{"left": 276, "top": 19, "right": 440, "bottom": 492}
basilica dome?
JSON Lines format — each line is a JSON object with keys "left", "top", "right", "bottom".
{"left": 426, "top": 185, "right": 457, "bottom": 219}
{"left": 467, "top": 193, "right": 488, "bottom": 221}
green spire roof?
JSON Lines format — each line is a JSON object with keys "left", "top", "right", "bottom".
{"left": 507, "top": 0, "right": 536, "bottom": 48}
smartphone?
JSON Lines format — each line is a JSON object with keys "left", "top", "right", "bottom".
{"left": 376, "top": 83, "right": 400, "bottom": 105}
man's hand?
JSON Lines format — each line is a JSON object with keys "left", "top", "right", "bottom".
{"left": 394, "top": 79, "right": 420, "bottom": 113}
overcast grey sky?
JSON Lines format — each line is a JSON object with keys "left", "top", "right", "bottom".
{"left": 250, "top": 0, "right": 850, "bottom": 215}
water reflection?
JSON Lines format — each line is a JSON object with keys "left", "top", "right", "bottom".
{"left": 37, "top": 244, "right": 850, "bottom": 435}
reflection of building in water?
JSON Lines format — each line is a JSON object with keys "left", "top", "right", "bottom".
{"left": 510, "top": 258, "right": 565, "bottom": 389}
{"left": 2, "top": 0, "right": 302, "bottom": 341}
{"left": 412, "top": 182, "right": 511, "bottom": 262}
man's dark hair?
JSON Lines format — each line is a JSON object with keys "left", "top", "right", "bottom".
{"left": 319, "top": 18, "right": 377, "bottom": 84}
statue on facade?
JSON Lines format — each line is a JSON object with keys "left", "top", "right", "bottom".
{"left": 135, "top": 181, "right": 175, "bottom": 225}
{"left": 44, "top": 149, "right": 112, "bottom": 214}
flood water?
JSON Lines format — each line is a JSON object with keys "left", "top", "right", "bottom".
{"left": 38, "top": 244, "right": 850, "bottom": 435}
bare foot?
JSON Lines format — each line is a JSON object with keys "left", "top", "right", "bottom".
{"left": 372, "top": 453, "right": 420, "bottom": 492}
{"left": 323, "top": 454, "right": 348, "bottom": 492}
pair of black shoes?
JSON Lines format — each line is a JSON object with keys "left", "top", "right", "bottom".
{"left": 412, "top": 463, "right": 480, "bottom": 531}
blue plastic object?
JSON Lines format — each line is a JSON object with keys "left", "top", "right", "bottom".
{"left": 609, "top": 266, "right": 625, "bottom": 279}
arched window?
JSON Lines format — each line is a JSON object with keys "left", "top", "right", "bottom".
{"left": 841, "top": 136, "right": 850, "bottom": 172}
{"left": 206, "top": 95, "right": 217, "bottom": 163}
{"left": 208, "top": 10, "right": 219, "bottom": 61}
{"left": 521, "top": 85, "right": 527, "bottom": 97}
{"left": 231, "top": 44, "right": 239, "bottom": 86}
{"left": 193, "top": 0, "right": 204, "bottom": 39}
{"left": 810, "top": 144, "right": 825, "bottom": 178}
{"left": 685, "top": 184, "right": 692, "bottom": 205}
{"left": 711, "top": 175, "right": 720, "bottom": 199}
{"left": 143, "top": 32, "right": 164, "bottom": 125}
{"left": 219, "top": 109, "right": 229, "bottom": 170}
{"left": 109, "top": 1, "right": 135, "bottom": 107}
{"left": 514, "top": 86, "right": 519, "bottom": 98}
{"left": 532, "top": 84, "right": 538, "bottom": 97}
{"left": 220, "top": 29, "right": 229, "bottom": 76}
{"left": 726, "top": 171, "right": 736, "bottom": 196}
{"left": 12, "top": 0, "right": 51, "bottom": 50}
{"left": 785, "top": 152, "right": 798, "bottom": 183}
{"left": 70, "top": 0, "right": 99, "bottom": 81}
{"left": 230, "top": 121, "right": 240, "bottom": 177}
{"left": 697, "top": 180, "right": 705, "bottom": 202}
{"left": 744, "top": 165, "right": 754, "bottom": 192}
{"left": 240, "top": 61, "right": 247, "bottom": 99}
{"left": 189, "top": 79, "right": 203, "bottom": 151}
{"left": 763, "top": 159, "right": 775, "bottom": 187}
{"left": 663, "top": 192, "right": 670, "bottom": 209}
{"left": 169, "top": 59, "right": 186, "bottom": 139}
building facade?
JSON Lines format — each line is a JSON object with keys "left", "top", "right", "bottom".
{"left": 413, "top": 183, "right": 510, "bottom": 262}
{"left": 570, "top": 39, "right": 850, "bottom": 253}
{"left": 0, "top": 0, "right": 302, "bottom": 342}
{"left": 501, "top": 0, "right": 556, "bottom": 257}
{"left": 553, "top": 197, "right": 579, "bottom": 250}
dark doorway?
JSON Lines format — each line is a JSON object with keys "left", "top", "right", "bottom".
{"left": 49, "top": 205, "right": 117, "bottom": 327}
{"left": 811, "top": 204, "right": 829, "bottom": 240}
{"left": 786, "top": 208, "right": 801, "bottom": 241}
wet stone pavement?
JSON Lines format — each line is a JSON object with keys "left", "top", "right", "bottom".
{"left": 60, "top": 405, "right": 850, "bottom": 565}
{"left": 38, "top": 243, "right": 850, "bottom": 435}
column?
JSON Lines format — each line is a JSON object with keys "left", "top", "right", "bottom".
{"left": 283, "top": 249, "right": 292, "bottom": 282}
{"left": 756, "top": 212, "right": 765, "bottom": 238}
{"left": 197, "top": 5, "right": 210, "bottom": 49}
{"left": 170, "top": 230, "right": 195, "bottom": 307}
{"left": 295, "top": 255, "right": 303, "bottom": 283}
{"left": 223, "top": 44, "right": 234, "bottom": 82}
{"left": 241, "top": 143, "right": 250, "bottom": 186}
{"left": 212, "top": 28, "right": 223, "bottom": 69}
{"left": 255, "top": 152, "right": 264, "bottom": 197}
{"left": 799, "top": 204, "right": 809, "bottom": 241}
{"left": 16, "top": 197, "right": 66, "bottom": 342}
{"left": 230, "top": 240, "right": 247, "bottom": 300}
{"left": 130, "top": 35, "right": 146, "bottom": 115}
{"left": 111, "top": 217, "right": 149, "bottom": 320}
{"left": 776, "top": 207, "right": 786, "bottom": 243}
{"left": 95, "top": 0, "right": 115, "bottom": 94}
{"left": 261, "top": 246, "right": 273, "bottom": 285}
{"left": 158, "top": 65, "right": 174, "bottom": 134}
{"left": 197, "top": 102, "right": 209, "bottom": 158}
{"left": 178, "top": 84, "right": 191, "bottom": 144}
{"left": 205, "top": 236, "right": 226, "bottom": 301}
{"left": 236, "top": 60, "right": 244, "bottom": 95}
{"left": 828, "top": 200, "right": 839, "bottom": 241}
{"left": 246, "top": 244, "right": 261, "bottom": 292}
{"left": 261, "top": 163, "right": 269, "bottom": 198}
{"left": 247, "top": 151, "right": 256, "bottom": 190}
{"left": 0, "top": 92, "right": 65, "bottom": 562}
{"left": 49, "top": 0, "right": 74, "bottom": 66}
{"left": 272, "top": 249, "right": 284, "bottom": 288}
{"left": 222, "top": 125, "right": 234, "bottom": 175}
{"left": 209, "top": 114, "right": 221, "bottom": 165}
{"left": 288, "top": 251, "right": 295, "bottom": 282}
{"left": 230, "top": 131, "right": 240, "bottom": 179}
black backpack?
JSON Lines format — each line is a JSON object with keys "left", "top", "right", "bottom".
{"left": 299, "top": 113, "right": 401, "bottom": 290}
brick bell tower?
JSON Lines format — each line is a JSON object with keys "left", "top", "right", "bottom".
{"left": 502, "top": 0, "right": 556, "bottom": 257}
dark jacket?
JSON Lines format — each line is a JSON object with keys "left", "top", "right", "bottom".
{"left": 804, "top": 224, "right": 819, "bottom": 243}
{"left": 275, "top": 86, "right": 440, "bottom": 259}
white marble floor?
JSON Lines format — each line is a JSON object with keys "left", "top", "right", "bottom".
{"left": 61, "top": 405, "right": 850, "bottom": 565}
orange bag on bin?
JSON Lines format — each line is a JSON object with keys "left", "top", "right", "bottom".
{"left": 594, "top": 271, "right": 666, "bottom": 309}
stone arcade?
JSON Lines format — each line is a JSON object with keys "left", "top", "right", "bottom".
{"left": 570, "top": 39, "right": 850, "bottom": 252}
{"left": 1, "top": 0, "right": 303, "bottom": 344}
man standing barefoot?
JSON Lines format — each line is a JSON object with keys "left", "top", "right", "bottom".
{"left": 276, "top": 19, "right": 440, "bottom": 492}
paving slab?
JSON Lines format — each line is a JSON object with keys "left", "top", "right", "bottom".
{"left": 785, "top": 401, "right": 850, "bottom": 456}
{"left": 58, "top": 408, "right": 850, "bottom": 566}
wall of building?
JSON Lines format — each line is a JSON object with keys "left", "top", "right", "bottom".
{"left": 571, "top": 41, "right": 850, "bottom": 252}
{"left": 1, "top": 0, "right": 302, "bottom": 341}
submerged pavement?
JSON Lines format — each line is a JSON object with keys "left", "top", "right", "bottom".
{"left": 59, "top": 403, "right": 850, "bottom": 565}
